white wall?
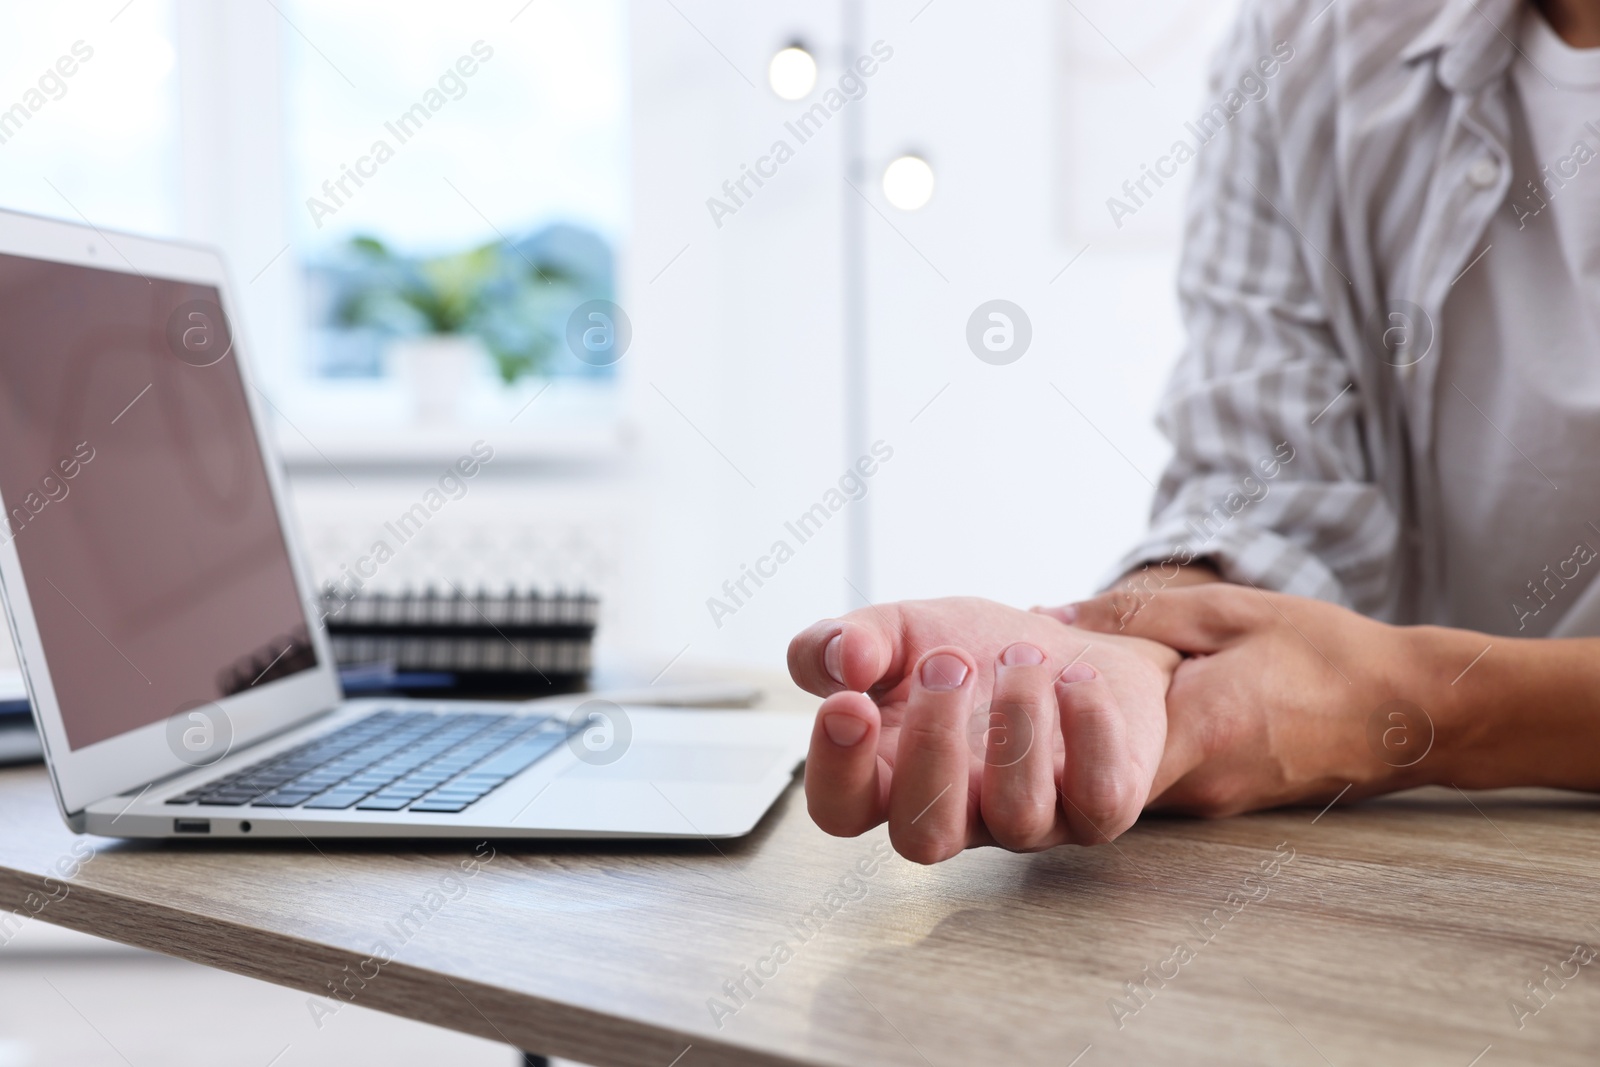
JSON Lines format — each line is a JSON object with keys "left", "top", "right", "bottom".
{"left": 614, "top": 0, "right": 856, "bottom": 671}
{"left": 618, "top": 0, "right": 1238, "bottom": 669}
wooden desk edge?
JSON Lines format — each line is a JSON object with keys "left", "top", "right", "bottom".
{"left": 0, "top": 825, "right": 826, "bottom": 1067}
{"left": 0, "top": 667, "right": 828, "bottom": 1067}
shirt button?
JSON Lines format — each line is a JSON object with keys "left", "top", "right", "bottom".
{"left": 1467, "top": 158, "right": 1499, "bottom": 188}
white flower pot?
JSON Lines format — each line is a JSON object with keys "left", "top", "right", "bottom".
{"left": 390, "top": 335, "right": 483, "bottom": 425}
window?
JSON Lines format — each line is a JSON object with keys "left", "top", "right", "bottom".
{"left": 0, "top": 3, "right": 181, "bottom": 240}
{"left": 277, "top": 0, "right": 630, "bottom": 428}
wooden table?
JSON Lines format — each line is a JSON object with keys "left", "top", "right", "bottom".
{"left": 2, "top": 673, "right": 1598, "bottom": 1066}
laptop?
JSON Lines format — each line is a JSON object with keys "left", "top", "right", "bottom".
{"left": 0, "top": 207, "right": 809, "bottom": 840}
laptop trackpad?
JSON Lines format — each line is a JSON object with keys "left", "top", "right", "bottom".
{"left": 559, "top": 743, "right": 785, "bottom": 783}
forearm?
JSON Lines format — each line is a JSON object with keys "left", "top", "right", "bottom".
{"left": 1419, "top": 627, "right": 1600, "bottom": 791}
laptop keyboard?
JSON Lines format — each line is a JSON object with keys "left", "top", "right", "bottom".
{"left": 164, "top": 709, "right": 571, "bottom": 814}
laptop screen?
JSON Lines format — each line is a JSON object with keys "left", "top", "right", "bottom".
{"left": 0, "top": 252, "right": 316, "bottom": 750}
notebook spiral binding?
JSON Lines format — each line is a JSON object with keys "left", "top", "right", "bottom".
{"left": 320, "top": 585, "right": 600, "bottom": 629}
{"left": 317, "top": 585, "right": 599, "bottom": 693}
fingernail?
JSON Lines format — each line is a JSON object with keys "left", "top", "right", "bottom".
{"left": 920, "top": 653, "right": 969, "bottom": 691}
{"left": 822, "top": 712, "right": 868, "bottom": 747}
{"left": 1000, "top": 642, "right": 1045, "bottom": 667}
{"left": 1058, "top": 603, "right": 1080, "bottom": 624}
{"left": 824, "top": 632, "right": 844, "bottom": 686}
{"left": 1058, "top": 661, "right": 1097, "bottom": 684}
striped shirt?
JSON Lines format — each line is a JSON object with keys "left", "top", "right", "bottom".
{"left": 1116, "top": 0, "right": 1599, "bottom": 634}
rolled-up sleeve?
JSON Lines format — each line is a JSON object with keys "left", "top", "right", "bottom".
{"left": 1110, "top": 1, "right": 1397, "bottom": 613}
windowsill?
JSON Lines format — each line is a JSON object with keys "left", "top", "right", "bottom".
{"left": 260, "top": 376, "right": 633, "bottom": 474}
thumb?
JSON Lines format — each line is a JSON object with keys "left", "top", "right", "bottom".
{"left": 788, "top": 606, "right": 904, "bottom": 696}
{"left": 1064, "top": 584, "right": 1248, "bottom": 655}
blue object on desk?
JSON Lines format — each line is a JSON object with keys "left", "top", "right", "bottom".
{"left": 0, "top": 670, "right": 40, "bottom": 766}
{"left": 336, "top": 662, "right": 457, "bottom": 694}
{"left": 0, "top": 669, "right": 29, "bottom": 723}
{"left": 0, "top": 665, "right": 467, "bottom": 767}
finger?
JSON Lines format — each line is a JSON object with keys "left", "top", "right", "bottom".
{"left": 787, "top": 610, "right": 902, "bottom": 696}
{"left": 1067, "top": 583, "right": 1249, "bottom": 654}
{"left": 1055, "top": 662, "right": 1144, "bottom": 844}
{"left": 978, "top": 643, "right": 1062, "bottom": 851}
{"left": 1029, "top": 605, "right": 1076, "bottom": 625}
{"left": 805, "top": 691, "right": 890, "bottom": 837}
{"left": 888, "top": 647, "right": 976, "bottom": 865}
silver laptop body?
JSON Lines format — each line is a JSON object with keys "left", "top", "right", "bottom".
{"left": 0, "top": 207, "right": 807, "bottom": 840}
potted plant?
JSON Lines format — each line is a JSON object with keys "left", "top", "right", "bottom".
{"left": 333, "top": 235, "right": 580, "bottom": 422}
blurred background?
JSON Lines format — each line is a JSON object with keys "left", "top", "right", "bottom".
{"left": 0, "top": 0, "right": 1238, "bottom": 1062}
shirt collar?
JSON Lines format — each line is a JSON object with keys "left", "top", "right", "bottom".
{"left": 1400, "top": 0, "right": 1523, "bottom": 92}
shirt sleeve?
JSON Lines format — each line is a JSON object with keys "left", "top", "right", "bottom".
{"left": 1108, "top": 1, "right": 1397, "bottom": 613}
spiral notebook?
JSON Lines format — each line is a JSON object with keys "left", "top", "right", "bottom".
{"left": 318, "top": 586, "right": 598, "bottom": 696}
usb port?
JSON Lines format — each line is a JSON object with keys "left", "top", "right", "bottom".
{"left": 173, "top": 818, "right": 210, "bottom": 834}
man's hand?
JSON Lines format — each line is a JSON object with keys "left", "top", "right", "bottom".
{"left": 787, "top": 598, "right": 1178, "bottom": 864}
{"left": 1063, "top": 583, "right": 1449, "bottom": 815}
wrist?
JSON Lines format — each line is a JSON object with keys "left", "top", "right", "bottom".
{"left": 1401, "top": 624, "right": 1496, "bottom": 788}
{"left": 1416, "top": 627, "right": 1600, "bottom": 791}
{"left": 1080, "top": 625, "right": 1182, "bottom": 677}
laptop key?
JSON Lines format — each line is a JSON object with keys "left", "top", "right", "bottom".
{"left": 252, "top": 792, "right": 318, "bottom": 807}
{"left": 472, "top": 733, "right": 566, "bottom": 776}
{"left": 303, "top": 792, "right": 370, "bottom": 810}
{"left": 354, "top": 796, "right": 413, "bottom": 811}
{"left": 408, "top": 800, "right": 471, "bottom": 813}
{"left": 436, "top": 784, "right": 490, "bottom": 795}
{"left": 369, "top": 785, "right": 426, "bottom": 799}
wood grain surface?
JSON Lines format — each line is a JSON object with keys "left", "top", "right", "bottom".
{"left": 1, "top": 673, "right": 1598, "bottom": 1066}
